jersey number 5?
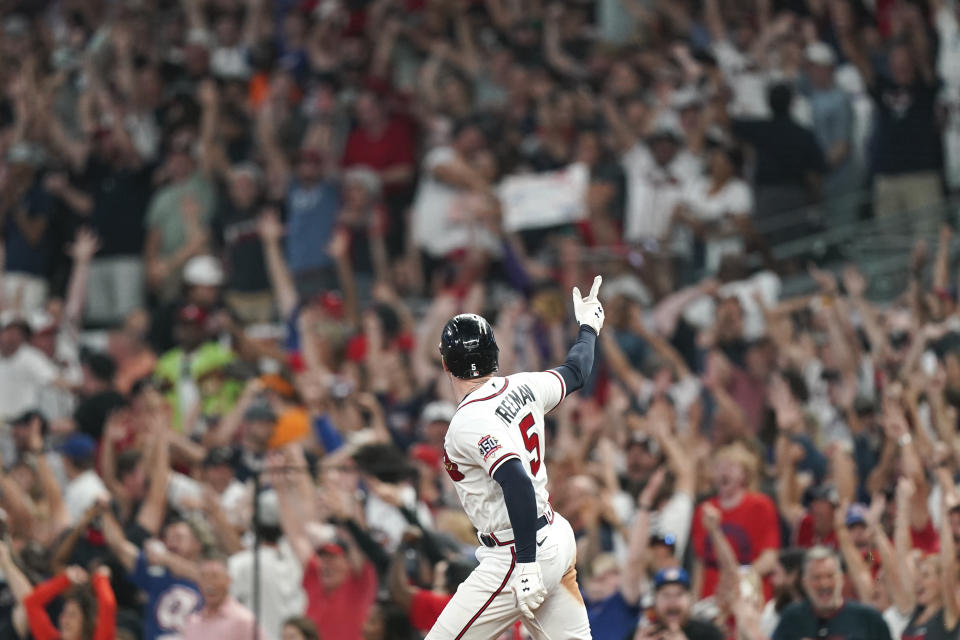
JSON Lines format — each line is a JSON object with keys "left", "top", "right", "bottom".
{"left": 518, "top": 413, "right": 541, "bottom": 476}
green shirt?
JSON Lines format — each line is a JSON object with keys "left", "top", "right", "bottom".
{"left": 155, "top": 341, "right": 240, "bottom": 431}
{"left": 145, "top": 172, "right": 215, "bottom": 257}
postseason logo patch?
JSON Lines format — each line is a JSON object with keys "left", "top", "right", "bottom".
{"left": 478, "top": 435, "right": 502, "bottom": 461}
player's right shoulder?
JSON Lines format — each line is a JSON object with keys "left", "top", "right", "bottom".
{"left": 507, "top": 369, "right": 567, "bottom": 410}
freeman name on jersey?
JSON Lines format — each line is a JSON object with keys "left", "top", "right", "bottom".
{"left": 494, "top": 383, "right": 536, "bottom": 425}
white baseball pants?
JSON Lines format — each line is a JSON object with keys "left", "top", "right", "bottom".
{"left": 426, "top": 513, "right": 592, "bottom": 640}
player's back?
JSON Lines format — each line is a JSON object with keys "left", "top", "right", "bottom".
{"left": 444, "top": 370, "right": 565, "bottom": 533}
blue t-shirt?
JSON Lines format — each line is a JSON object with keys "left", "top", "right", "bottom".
{"left": 285, "top": 180, "right": 340, "bottom": 274}
{"left": 584, "top": 590, "right": 641, "bottom": 639}
{"left": 4, "top": 179, "right": 53, "bottom": 275}
{"left": 129, "top": 552, "right": 203, "bottom": 640}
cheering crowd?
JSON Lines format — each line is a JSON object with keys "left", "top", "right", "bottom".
{"left": 2, "top": 0, "right": 960, "bottom": 639}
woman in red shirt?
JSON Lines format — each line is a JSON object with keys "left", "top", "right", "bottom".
{"left": 23, "top": 565, "right": 116, "bottom": 640}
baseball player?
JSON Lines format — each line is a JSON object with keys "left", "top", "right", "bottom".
{"left": 426, "top": 276, "right": 604, "bottom": 640}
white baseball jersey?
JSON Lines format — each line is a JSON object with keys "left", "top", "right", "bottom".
{"left": 442, "top": 370, "right": 566, "bottom": 534}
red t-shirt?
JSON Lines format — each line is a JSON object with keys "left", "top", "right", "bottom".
{"left": 690, "top": 492, "right": 781, "bottom": 599}
{"left": 794, "top": 513, "right": 839, "bottom": 549}
{"left": 911, "top": 518, "right": 940, "bottom": 554}
{"left": 409, "top": 590, "right": 453, "bottom": 631}
{"left": 341, "top": 117, "right": 415, "bottom": 192}
{"left": 303, "top": 555, "right": 377, "bottom": 640}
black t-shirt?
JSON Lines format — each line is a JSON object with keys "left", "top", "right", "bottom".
{"left": 772, "top": 600, "right": 893, "bottom": 640}
{"left": 80, "top": 156, "right": 154, "bottom": 256}
{"left": 682, "top": 619, "right": 727, "bottom": 640}
{"left": 4, "top": 177, "right": 53, "bottom": 276}
{"left": 903, "top": 606, "right": 960, "bottom": 640}
{"left": 74, "top": 390, "right": 128, "bottom": 440}
{"left": 622, "top": 619, "right": 725, "bottom": 640}
{"left": 0, "top": 580, "right": 16, "bottom": 639}
{"left": 229, "top": 445, "right": 264, "bottom": 484}
{"left": 731, "top": 117, "right": 826, "bottom": 187}
{"left": 870, "top": 76, "right": 943, "bottom": 175}
{"left": 211, "top": 193, "right": 270, "bottom": 293}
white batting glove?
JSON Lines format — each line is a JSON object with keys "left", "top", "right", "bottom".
{"left": 511, "top": 562, "right": 547, "bottom": 620}
{"left": 572, "top": 275, "right": 604, "bottom": 335}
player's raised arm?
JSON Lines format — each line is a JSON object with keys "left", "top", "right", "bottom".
{"left": 553, "top": 275, "right": 604, "bottom": 395}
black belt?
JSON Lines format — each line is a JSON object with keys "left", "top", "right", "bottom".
{"left": 479, "top": 514, "right": 550, "bottom": 548}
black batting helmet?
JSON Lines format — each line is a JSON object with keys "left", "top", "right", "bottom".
{"left": 439, "top": 314, "right": 499, "bottom": 379}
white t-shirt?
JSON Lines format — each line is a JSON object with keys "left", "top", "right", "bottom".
{"left": 937, "top": 6, "right": 960, "bottom": 89}
{"left": 712, "top": 40, "right": 812, "bottom": 124}
{"left": 0, "top": 344, "right": 58, "bottom": 420}
{"left": 166, "top": 473, "right": 249, "bottom": 526}
{"left": 938, "top": 2, "right": 960, "bottom": 188}
{"left": 410, "top": 147, "right": 499, "bottom": 258}
{"left": 682, "top": 271, "right": 782, "bottom": 340}
{"left": 211, "top": 46, "right": 250, "bottom": 79}
{"left": 681, "top": 177, "right": 753, "bottom": 273}
{"left": 443, "top": 371, "right": 565, "bottom": 534}
{"left": 713, "top": 40, "right": 768, "bottom": 115}
{"left": 650, "top": 492, "right": 694, "bottom": 559}
{"left": 883, "top": 605, "right": 911, "bottom": 640}
{"left": 228, "top": 540, "right": 305, "bottom": 640}
{"left": 412, "top": 147, "right": 460, "bottom": 257}
{"left": 939, "top": 83, "right": 960, "bottom": 190}
{"left": 64, "top": 469, "right": 108, "bottom": 524}
{"left": 622, "top": 144, "right": 700, "bottom": 242}
{"left": 364, "top": 489, "right": 434, "bottom": 553}
{"left": 760, "top": 599, "right": 781, "bottom": 638}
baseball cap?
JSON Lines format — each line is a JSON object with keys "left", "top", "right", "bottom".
{"left": 10, "top": 409, "right": 44, "bottom": 427}
{"left": 805, "top": 42, "right": 836, "bottom": 67}
{"left": 183, "top": 255, "right": 225, "bottom": 287}
{"left": 845, "top": 503, "right": 869, "bottom": 527}
{"left": 28, "top": 310, "right": 57, "bottom": 334}
{"left": 59, "top": 433, "right": 97, "bottom": 463}
{"left": 203, "top": 446, "right": 234, "bottom": 468}
{"left": 647, "top": 112, "right": 684, "bottom": 143}
{"left": 255, "top": 489, "right": 281, "bottom": 527}
{"left": 317, "top": 538, "right": 349, "bottom": 556}
{"left": 0, "top": 311, "right": 30, "bottom": 333}
{"left": 268, "top": 407, "right": 309, "bottom": 449}
{"left": 10, "top": 410, "right": 47, "bottom": 437}
{"left": 421, "top": 401, "right": 456, "bottom": 425}
{"left": 80, "top": 349, "right": 117, "bottom": 383}
{"left": 649, "top": 532, "right": 678, "bottom": 548}
{"left": 653, "top": 568, "right": 690, "bottom": 591}
{"left": 243, "top": 400, "right": 277, "bottom": 423}
{"left": 410, "top": 443, "right": 442, "bottom": 470}
{"left": 230, "top": 162, "right": 263, "bottom": 186}
{"left": 803, "top": 484, "right": 839, "bottom": 507}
